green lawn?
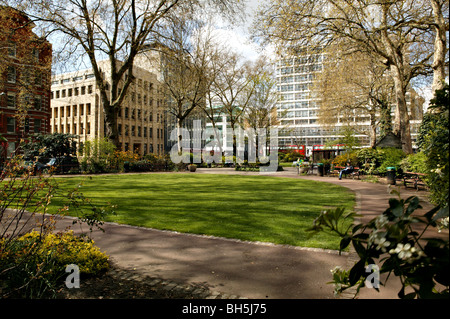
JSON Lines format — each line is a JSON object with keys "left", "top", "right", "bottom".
{"left": 49, "top": 173, "right": 355, "bottom": 250}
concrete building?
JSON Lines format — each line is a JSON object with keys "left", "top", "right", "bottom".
{"left": 0, "top": 6, "right": 52, "bottom": 159}
{"left": 50, "top": 60, "right": 166, "bottom": 156}
{"left": 274, "top": 49, "right": 424, "bottom": 156}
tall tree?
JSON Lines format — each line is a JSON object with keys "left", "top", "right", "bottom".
{"left": 254, "top": 0, "right": 448, "bottom": 154}
{"left": 211, "top": 52, "right": 262, "bottom": 156}
{"left": 314, "top": 47, "right": 396, "bottom": 148}
{"left": 4, "top": 0, "right": 243, "bottom": 147}
{"left": 243, "top": 58, "right": 280, "bottom": 159}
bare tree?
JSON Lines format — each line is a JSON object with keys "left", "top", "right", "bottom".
{"left": 3, "top": 0, "right": 243, "bottom": 147}
{"left": 152, "top": 15, "right": 214, "bottom": 153}
{"left": 254, "top": 0, "right": 448, "bottom": 154}
{"left": 212, "top": 52, "right": 263, "bottom": 155}
{"left": 314, "top": 47, "right": 396, "bottom": 148}
{"left": 243, "top": 57, "right": 280, "bottom": 159}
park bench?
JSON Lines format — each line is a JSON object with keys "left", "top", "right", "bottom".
{"left": 403, "top": 172, "right": 427, "bottom": 190}
{"left": 329, "top": 166, "right": 360, "bottom": 179}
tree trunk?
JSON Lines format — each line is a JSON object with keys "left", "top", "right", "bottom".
{"left": 369, "top": 112, "right": 377, "bottom": 148}
{"left": 391, "top": 67, "right": 413, "bottom": 154}
{"left": 177, "top": 117, "right": 183, "bottom": 154}
{"left": 430, "top": 0, "right": 447, "bottom": 94}
{"left": 103, "top": 101, "right": 119, "bottom": 147}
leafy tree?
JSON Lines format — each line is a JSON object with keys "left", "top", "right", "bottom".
{"left": 417, "top": 83, "right": 449, "bottom": 208}
{"left": 254, "top": 0, "right": 449, "bottom": 154}
{"left": 22, "top": 132, "right": 77, "bottom": 160}
{"left": 309, "top": 194, "right": 449, "bottom": 299}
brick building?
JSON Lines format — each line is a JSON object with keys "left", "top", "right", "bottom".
{"left": 0, "top": 6, "right": 52, "bottom": 159}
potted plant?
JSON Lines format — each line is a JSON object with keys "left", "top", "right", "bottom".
{"left": 188, "top": 164, "right": 197, "bottom": 172}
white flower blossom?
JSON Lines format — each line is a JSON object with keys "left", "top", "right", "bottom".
{"left": 374, "top": 236, "right": 391, "bottom": 252}
{"left": 389, "top": 243, "right": 423, "bottom": 261}
{"left": 374, "top": 215, "right": 389, "bottom": 229}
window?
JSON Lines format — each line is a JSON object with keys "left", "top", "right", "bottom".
{"left": 131, "top": 126, "right": 135, "bottom": 136}
{"left": 34, "top": 96, "right": 42, "bottom": 110}
{"left": 7, "top": 117, "right": 16, "bottom": 133}
{"left": 35, "top": 71, "right": 43, "bottom": 87}
{"left": 125, "top": 107, "right": 129, "bottom": 119}
{"left": 138, "top": 126, "right": 141, "bottom": 137}
{"left": 81, "top": 86, "right": 86, "bottom": 95}
{"left": 24, "top": 118, "right": 30, "bottom": 133}
{"left": 8, "top": 42, "right": 16, "bottom": 57}
{"left": 32, "top": 48, "right": 40, "bottom": 61}
{"left": 7, "top": 92, "right": 16, "bottom": 108}
{"left": 118, "top": 124, "right": 122, "bottom": 136}
{"left": 68, "top": 88, "right": 73, "bottom": 97}
{"left": 125, "top": 125, "right": 129, "bottom": 136}
{"left": 7, "top": 66, "right": 16, "bottom": 83}
{"left": 88, "top": 85, "right": 93, "bottom": 94}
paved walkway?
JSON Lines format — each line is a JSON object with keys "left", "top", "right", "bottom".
{"left": 48, "top": 167, "right": 445, "bottom": 299}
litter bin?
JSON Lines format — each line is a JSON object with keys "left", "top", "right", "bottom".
{"left": 317, "top": 163, "right": 324, "bottom": 176}
{"left": 386, "top": 167, "right": 396, "bottom": 185}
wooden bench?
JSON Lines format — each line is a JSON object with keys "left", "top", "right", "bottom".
{"left": 329, "top": 166, "right": 360, "bottom": 179}
{"left": 403, "top": 172, "right": 427, "bottom": 190}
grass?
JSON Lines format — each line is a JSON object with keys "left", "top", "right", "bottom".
{"left": 48, "top": 173, "right": 355, "bottom": 250}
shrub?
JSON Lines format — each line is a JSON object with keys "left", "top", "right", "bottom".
{"left": 376, "top": 147, "right": 407, "bottom": 173}
{"left": 1, "top": 149, "right": 114, "bottom": 298}
{"left": 417, "top": 84, "right": 449, "bottom": 208}
{"left": 400, "top": 151, "right": 427, "bottom": 174}
{"left": 0, "top": 231, "right": 109, "bottom": 298}
{"left": 332, "top": 152, "right": 358, "bottom": 167}
{"left": 309, "top": 193, "right": 449, "bottom": 299}
{"left": 281, "top": 151, "right": 304, "bottom": 162}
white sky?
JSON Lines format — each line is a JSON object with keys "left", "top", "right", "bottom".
{"left": 210, "top": 0, "right": 273, "bottom": 62}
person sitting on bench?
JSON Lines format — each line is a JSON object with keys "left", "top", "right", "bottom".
{"left": 339, "top": 162, "right": 354, "bottom": 180}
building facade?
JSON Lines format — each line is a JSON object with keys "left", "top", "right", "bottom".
{"left": 0, "top": 6, "right": 52, "bottom": 159}
{"left": 274, "top": 49, "right": 424, "bottom": 156}
{"left": 50, "top": 60, "right": 166, "bottom": 156}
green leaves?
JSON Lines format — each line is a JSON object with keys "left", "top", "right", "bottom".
{"left": 310, "top": 194, "right": 449, "bottom": 299}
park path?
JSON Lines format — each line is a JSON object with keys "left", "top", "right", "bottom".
{"left": 49, "top": 167, "right": 445, "bottom": 299}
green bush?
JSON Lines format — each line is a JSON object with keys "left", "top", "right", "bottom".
{"left": 377, "top": 147, "right": 407, "bottom": 173}
{"left": 400, "top": 152, "right": 428, "bottom": 174}
{"left": 281, "top": 151, "right": 304, "bottom": 162}
{"left": 332, "top": 152, "right": 359, "bottom": 167}
{"left": 417, "top": 84, "right": 449, "bottom": 208}
{"left": 0, "top": 231, "right": 109, "bottom": 298}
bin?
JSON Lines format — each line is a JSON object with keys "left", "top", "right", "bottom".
{"left": 386, "top": 167, "right": 396, "bottom": 185}
{"left": 317, "top": 163, "right": 324, "bottom": 176}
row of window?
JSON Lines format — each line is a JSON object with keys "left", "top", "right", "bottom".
{"left": 52, "top": 85, "right": 93, "bottom": 99}
{"left": 117, "top": 125, "right": 163, "bottom": 139}
{"left": 278, "top": 83, "right": 312, "bottom": 92}
{"left": 279, "top": 74, "right": 314, "bottom": 84}
{"left": 277, "top": 54, "right": 323, "bottom": 67}
{"left": 279, "top": 110, "right": 318, "bottom": 118}
{"left": 277, "top": 64, "right": 323, "bottom": 75}
{"left": 5, "top": 117, "right": 42, "bottom": 134}
{"left": 4, "top": 91, "right": 44, "bottom": 110}
{"left": 118, "top": 142, "right": 163, "bottom": 155}
{"left": 6, "top": 66, "right": 44, "bottom": 86}
{"left": 120, "top": 107, "right": 162, "bottom": 123}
